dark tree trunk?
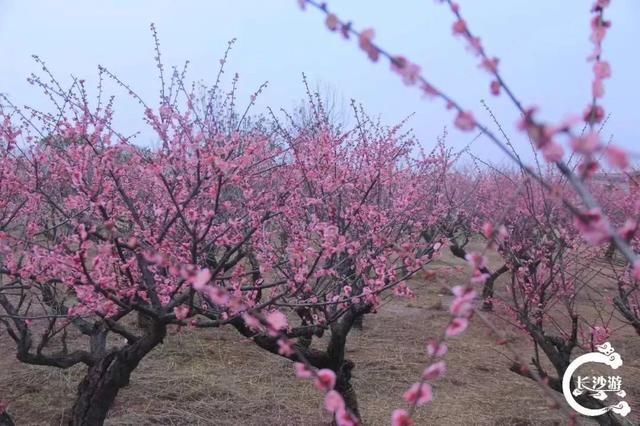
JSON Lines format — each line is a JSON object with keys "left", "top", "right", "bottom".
{"left": 480, "top": 274, "right": 496, "bottom": 311}
{"left": 604, "top": 242, "right": 616, "bottom": 260}
{"left": 230, "top": 306, "right": 364, "bottom": 423}
{"left": 613, "top": 297, "right": 640, "bottom": 337}
{"left": 0, "top": 411, "right": 14, "bottom": 426}
{"left": 480, "top": 265, "right": 509, "bottom": 311}
{"left": 70, "top": 351, "right": 131, "bottom": 425}
{"left": 326, "top": 312, "right": 362, "bottom": 423}
{"left": 576, "top": 396, "right": 625, "bottom": 426}
{"left": 335, "top": 360, "right": 360, "bottom": 420}
{"left": 69, "top": 322, "right": 166, "bottom": 426}
{"left": 352, "top": 315, "right": 364, "bottom": 330}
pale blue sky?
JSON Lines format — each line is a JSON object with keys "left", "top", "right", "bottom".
{"left": 1, "top": 1, "right": 638, "bottom": 162}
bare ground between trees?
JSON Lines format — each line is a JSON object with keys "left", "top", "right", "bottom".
{"left": 1, "top": 252, "right": 639, "bottom": 426}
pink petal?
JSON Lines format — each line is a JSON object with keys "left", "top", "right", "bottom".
{"left": 277, "top": 338, "right": 294, "bottom": 356}
{"left": 570, "top": 133, "right": 600, "bottom": 155}
{"left": 593, "top": 61, "right": 611, "bottom": 79}
{"left": 633, "top": 260, "right": 640, "bottom": 281}
{"left": 541, "top": 141, "right": 564, "bottom": 163}
{"left": 454, "top": 111, "right": 475, "bottom": 132}
{"left": 324, "top": 390, "right": 345, "bottom": 413}
{"left": 391, "top": 409, "right": 414, "bottom": 426}
{"left": 294, "top": 362, "right": 313, "bottom": 379}
{"left": 604, "top": 145, "right": 630, "bottom": 169}
{"left": 173, "top": 305, "right": 190, "bottom": 320}
{"left": 403, "top": 382, "right": 433, "bottom": 406}
{"left": 192, "top": 268, "right": 211, "bottom": 290}
{"left": 265, "top": 310, "right": 288, "bottom": 335}
{"left": 446, "top": 317, "right": 469, "bottom": 337}
{"left": 426, "top": 340, "right": 448, "bottom": 357}
{"left": 423, "top": 361, "right": 447, "bottom": 380}
{"left": 314, "top": 369, "right": 337, "bottom": 391}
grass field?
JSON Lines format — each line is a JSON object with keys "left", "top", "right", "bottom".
{"left": 2, "top": 249, "right": 639, "bottom": 425}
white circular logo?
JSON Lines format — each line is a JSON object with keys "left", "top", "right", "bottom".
{"left": 562, "top": 342, "right": 631, "bottom": 417}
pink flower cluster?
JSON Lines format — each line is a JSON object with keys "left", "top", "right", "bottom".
{"left": 295, "top": 363, "right": 359, "bottom": 425}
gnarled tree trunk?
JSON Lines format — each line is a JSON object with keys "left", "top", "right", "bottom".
{"left": 334, "top": 359, "right": 360, "bottom": 420}
{"left": 68, "top": 321, "right": 166, "bottom": 425}
{"left": 326, "top": 312, "right": 361, "bottom": 421}
{"left": 231, "top": 307, "right": 364, "bottom": 423}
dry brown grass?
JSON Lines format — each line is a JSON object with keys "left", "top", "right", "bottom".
{"left": 1, "top": 250, "right": 639, "bottom": 425}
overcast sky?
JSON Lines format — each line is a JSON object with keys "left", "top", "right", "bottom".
{"left": 1, "top": 1, "right": 638, "bottom": 163}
